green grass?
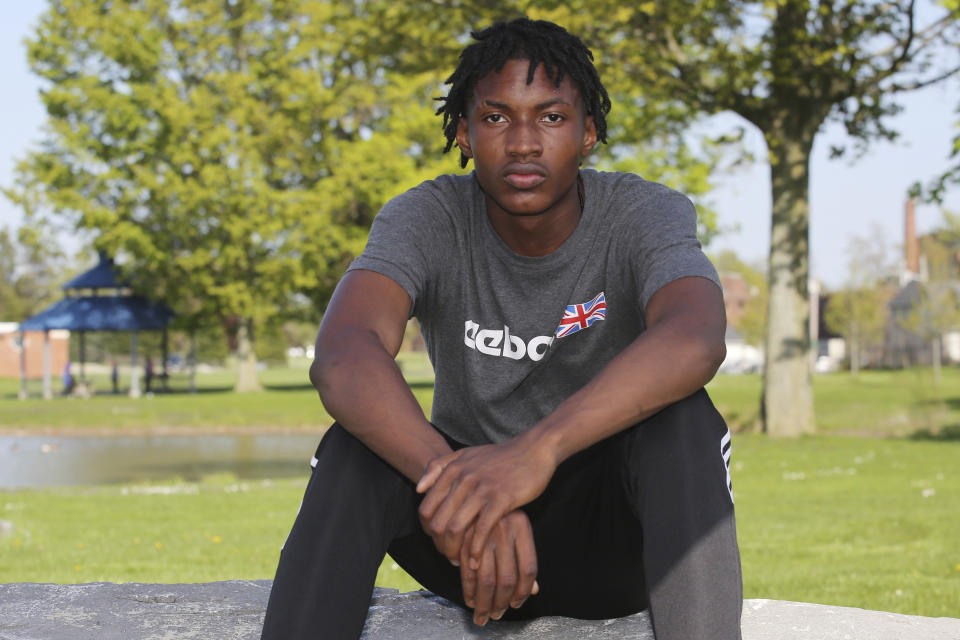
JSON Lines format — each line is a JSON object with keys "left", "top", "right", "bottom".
{"left": 0, "top": 354, "right": 435, "bottom": 431}
{"left": 0, "top": 474, "right": 422, "bottom": 592}
{"left": 1, "top": 436, "right": 958, "bottom": 617}
{"left": 706, "top": 367, "right": 960, "bottom": 437}
{"left": 733, "top": 434, "right": 960, "bottom": 617}
{"left": 2, "top": 358, "right": 959, "bottom": 615}
{"left": 2, "top": 360, "right": 956, "bottom": 437}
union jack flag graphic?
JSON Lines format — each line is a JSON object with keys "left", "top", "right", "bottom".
{"left": 556, "top": 292, "right": 607, "bottom": 339}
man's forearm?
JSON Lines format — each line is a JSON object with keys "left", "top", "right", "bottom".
{"left": 523, "top": 279, "right": 726, "bottom": 468}
{"left": 311, "top": 329, "right": 452, "bottom": 483}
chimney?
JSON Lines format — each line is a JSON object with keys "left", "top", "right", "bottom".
{"left": 905, "top": 198, "right": 919, "bottom": 274}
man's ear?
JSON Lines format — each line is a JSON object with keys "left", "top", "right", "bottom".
{"left": 456, "top": 117, "right": 473, "bottom": 159}
{"left": 580, "top": 115, "right": 598, "bottom": 159}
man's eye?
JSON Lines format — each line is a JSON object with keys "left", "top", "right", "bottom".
{"left": 484, "top": 114, "right": 505, "bottom": 123}
{"left": 543, "top": 113, "right": 564, "bottom": 123}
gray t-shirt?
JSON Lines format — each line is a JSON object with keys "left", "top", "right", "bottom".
{"left": 348, "top": 169, "right": 720, "bottom": 445}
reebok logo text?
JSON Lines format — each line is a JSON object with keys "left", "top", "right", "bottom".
{"left": 464, "top": 321, "right": 555, "bottom": 362}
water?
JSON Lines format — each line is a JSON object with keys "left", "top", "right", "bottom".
{"left": 0, "top": 433, "right": 323, "bottom": 488}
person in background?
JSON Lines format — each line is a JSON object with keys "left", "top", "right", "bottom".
{"left": 61, "top": 360, "right": 74, "bottom": 396}
{"left": 144, "top": 356, "right": 154, "bottom": 393}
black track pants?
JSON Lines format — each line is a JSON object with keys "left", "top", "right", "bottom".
{"left": 260, "top": 388, "right": 742, "bottom": 640}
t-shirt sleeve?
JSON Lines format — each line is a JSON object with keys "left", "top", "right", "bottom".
{"left": 346, "top": 183, "right": 454, "bottom": 316}
{"left": 622, "top": 182, "right": 721, "bottom": 313}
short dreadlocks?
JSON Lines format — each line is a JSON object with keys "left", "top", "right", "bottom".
{"left": 436, "top": 18, "right": 612, "bottom": 168}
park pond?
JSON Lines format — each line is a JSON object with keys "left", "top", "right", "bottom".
{"left": 0, "top": 433, "right": 322, "bottom": 488}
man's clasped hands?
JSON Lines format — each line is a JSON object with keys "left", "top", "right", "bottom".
{"left": 415, "top": 434, "right": 557, "bottom": 626}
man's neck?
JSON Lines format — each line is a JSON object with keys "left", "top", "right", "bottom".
{"left": 484, "top": 179, "right": 583, "bottom": 257}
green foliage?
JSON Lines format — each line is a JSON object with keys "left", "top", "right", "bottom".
{"left": 824, "top": 226, "right": 897, "bottom": 373}
{"left": 535, "top": 0, "right": 958, "bottom": 435}
{"left": 5, "top": 0, "right": 734, "bottom": 392}
{"left": 6, "top": 0, "right": 466, "bottom": 381}
{"left": 0, "top": 224, "right": 68, "bottom": 321}
{"left": 825, "top": 287, "right": 893, "bottom": 371}
{"left": 255, "top": 321, "right": 292, "bottom": 365}
{"left": 918, "top": 210, "right": 960, "bottom": 282}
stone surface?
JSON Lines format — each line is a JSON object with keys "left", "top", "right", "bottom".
{"left": 0, "top": 581, "right": 958, "bottom": 639}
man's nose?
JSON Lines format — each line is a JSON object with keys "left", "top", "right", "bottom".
{"left": 505, "top": 121, "right": 542, "bottom": 157}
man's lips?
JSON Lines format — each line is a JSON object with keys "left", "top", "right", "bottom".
{"left": 503, "top": 164, "right": 547, "bottom": 189}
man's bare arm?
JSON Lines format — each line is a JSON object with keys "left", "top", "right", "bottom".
{"left": 310, "top": 269, "right": 451, "bottom": 482}
{"left": 311, "top": 269, "right": 540, "bottom": 621}
{"left": 418, "top": 275, "right": 728, "bottom": 564}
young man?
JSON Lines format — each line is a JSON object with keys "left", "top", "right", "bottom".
{"left": 261, "top": 18, "right": 742, "bottom": 640}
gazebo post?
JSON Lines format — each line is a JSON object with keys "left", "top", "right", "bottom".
{"left": 79, "top": 331, "right": 86, "bottom": 383}
{"left": 42, "top": 330, "right": 53, "bottom": 400}
{"left": 161, "top": 326, "right": 169, "bottom": 391}
{"left": 129, "top": 330, "right": 142, "bottom": 398}
{"left": 18, "top": 330, "right": 27, "bottom": 400}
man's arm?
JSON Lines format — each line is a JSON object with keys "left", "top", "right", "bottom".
{"left": 312, "top": 269, "right": 539, "bottom": 623}
{"left": 310, "top": 269, "right": 451, "bottom": 481}
{"left": 418, "top": 275, "right": 727, "bottom": 564}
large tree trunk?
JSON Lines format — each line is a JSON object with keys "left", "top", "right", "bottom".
{"left": 762, "top": 130, "right": 815, "bottom": 436}
{"left": 234, "top": 318, "right": 262, "bottom": 393}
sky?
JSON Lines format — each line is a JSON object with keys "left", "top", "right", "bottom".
{"left": 2, "top": 2, "right": 959, "bottom": 290}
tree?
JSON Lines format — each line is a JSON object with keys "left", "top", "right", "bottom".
{"left": 6, "top": 0, "right": 460, "bottom": 391}
{"left": 824, "top": 226, "right": 895, "bottom": 375}
{"left": 8, "top": 0, "right": 728, "bottom": 393}
{"left": 0, "top": 223, "right": 65, "bottom": 321}
{"left": 528, "top": 0, "right": 960, "bottom": 435}
{"left": 901, "top": 282, "right": 960, "bottom": 387}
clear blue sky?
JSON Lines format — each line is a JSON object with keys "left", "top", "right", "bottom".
{"left": 3, "top": 1, "right": 959, "bottom": 289}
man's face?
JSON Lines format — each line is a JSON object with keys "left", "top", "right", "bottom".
{"left": 456, "top": 58, "right": 597, "bottom": 219}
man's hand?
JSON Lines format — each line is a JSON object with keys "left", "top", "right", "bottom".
{"left": 416, "top": 436, "right": 556, "bottom": 568}
{"left": 459, "top": 511, "right": 540, "bottom": 626}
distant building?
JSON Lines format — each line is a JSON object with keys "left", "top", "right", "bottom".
{"left": 884, "top": 200, "right": 960, "bottom": 367}
{"left": 719, "top": 325, "right": 763, "bottom": 374}
{"left": 719, "top": 272, "right": 750, "bottom": 328}
{"left": 885, "top": 280, "right": 960, "bottom": 367}
{"left": 0, "top": 323, "right": 70, "bottom": 379}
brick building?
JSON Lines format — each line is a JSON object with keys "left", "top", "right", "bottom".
{"left": 0, "top": 323, "right": 70, "bottom": 379}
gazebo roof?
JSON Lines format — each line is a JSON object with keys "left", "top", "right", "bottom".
{"left": 61, "top": 253, "right": 127, "bottom": 290}
{"left": 19, "top": 295, "right": 173, "bottom": 332}
{"left": 20, "top": 254, "right": 173, "bottom": 332}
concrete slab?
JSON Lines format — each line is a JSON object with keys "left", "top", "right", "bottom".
{"left": 0, "top": 581, "right": 957, "bottom": 639}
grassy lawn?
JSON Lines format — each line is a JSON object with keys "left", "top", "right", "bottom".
{"left": 1, "top": 358, "right": 956, "bottom": 437}
{"left": 1, "top": 435, "right": 958, "bottom": 616}
{"left": 1, "top": 358, "right": 959, "bottom": 616}
{"left": 706, "top": 366, "right": 960, "bottom": 437}
{"left": 0, "top": 354, "right": 435, "bottom": 432}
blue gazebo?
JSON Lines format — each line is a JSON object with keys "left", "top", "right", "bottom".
{"left": 18, "top": 254, "right": 174, "bottom": 399}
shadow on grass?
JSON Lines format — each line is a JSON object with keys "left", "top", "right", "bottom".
{"left": 908, "top": 424, "right": 960, "bottom": 441}
{"left": 915, "top": 395, "right": 960, "bottom": 410}
{"left": 941, "top": 396, "right": 960, "bottom": 411}
{"left": 262, "top": 383, "right": 315, "bottom": 392}
{"left": 157, "top": 386, "right": 235, "bottom": 395}
{"left": 260, "top": 381, "right": 435, "bottom": 393}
